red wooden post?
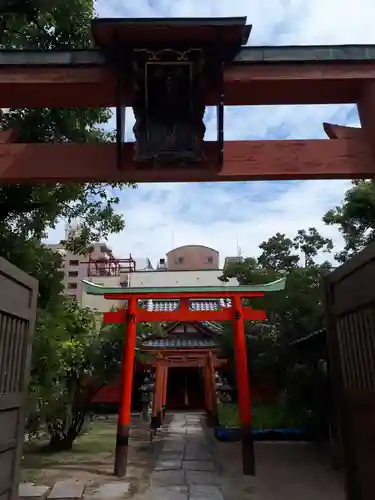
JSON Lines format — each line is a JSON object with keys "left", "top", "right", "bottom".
{"left": 162, "top": 366, "right": 168, "bottom": 407}
{"left": 204, "top": 364, "right": 210, "bottom": 413}
{"left": 152, "top": 359, "right": 163, "bottom": 430}
{"left": 114, "top": 297, "right": 137, "bottom": 478}
{"left": 232, "top": 295, "right": 255, "bottom": 476}
{"left": 205, "top": 352, "right": 217, "bottom": 427}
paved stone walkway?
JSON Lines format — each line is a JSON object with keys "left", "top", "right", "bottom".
{"left": 20, "top": 413, "right": 345, "bottom": 499}
{"left": 135, "top": 413, "right": 225, "bottom": 500}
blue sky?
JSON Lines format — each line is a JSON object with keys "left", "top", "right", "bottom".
{"left": 45, "top": 0, "right": 375, "bottom": 266}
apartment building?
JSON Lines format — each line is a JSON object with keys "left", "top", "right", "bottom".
{"left": 46, "top": 241, "right": 119, "bottom": 301}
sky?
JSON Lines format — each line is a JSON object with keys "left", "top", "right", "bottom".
{"left": 45, "top": 0, "right": 375, "bottom": 267}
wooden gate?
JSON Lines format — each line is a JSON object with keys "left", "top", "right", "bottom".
{"left": 324, "top": 242, "right": 375, "bottom": 500}
{"left": 0, "top": 257, "right": 38, "bottom": 500}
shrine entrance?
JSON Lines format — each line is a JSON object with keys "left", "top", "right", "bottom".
{"left": 82, "top": 278, "right": 286, "bottom": 478}
{"left": 2, "top": 12, "right": 375, "bottom": 500}
{"left": 166, "top": 367, "right": 204, "bottom": 410}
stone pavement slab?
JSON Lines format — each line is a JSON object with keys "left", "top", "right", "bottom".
{"left": 158, "top": 451, "right": 184, "bottom": 461}
{"left": 189, "top": 485, "right": 224, "bottom": 500}
{"left": 155, "top": 459, "right": 183, "bottom": 471}
{"left": 182, "top": 460, "right": 214, "bottom": 471}
{"left": 85, "top": 482, "right": 131, "bottom": 499}
{"left": 146, "top": 414, "right": 223, "bottom": 498}
{"left": 19, "top": 483, "right": 50, "bottom": 499}
{"left": 150, "top": 469, "right": 186, "bottom": 486}
{"left": 185, "top": 451, "right": 212, "bottom": 461}
{"left": 48, "top": 480, "right": 85, "bottom": 499}
{"left": 140, "top": 486, "right": 188, "bottom": 500}
{"left": 186, "top": 471, "right": 221, "bottom": 486}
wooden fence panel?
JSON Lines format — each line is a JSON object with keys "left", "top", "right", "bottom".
{"left": 324, "top": 241, "right": 375, "bottom": 500}
{"left": 0, "top": 257, "right": 38, "bottom": 500}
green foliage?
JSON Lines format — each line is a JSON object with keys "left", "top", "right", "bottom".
{"left": 219, "top": 228, "right": 333, "bottom": 427}
{"left": 293, "top": 227, "right": 333, "bottom": 267}
{"left": 0, "top": 0, "right": 136, "bottom": 263}
{"left": 258, "top": 233, "right": 299, "bottom": 271}
{"left": 217, "top": 403, "right": 240, "bottom": 427}
{"left": 0, "top": 0, "right": 140, "bottom": 449}
{"left": 220, "top": 229, "right": 333, "bottom": 343}
{"left": 217, "top": 403, "right": 307, "bottom": 429}
{"left": 323, "top": 180, "right": 375, "bottom": 262}
{"left": 0, "top": 0, "right": 95, "bottom": 50}
{"left": 27, "top": 299, "right": 99, "bottom": 444}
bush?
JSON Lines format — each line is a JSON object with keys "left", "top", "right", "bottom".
{"left": 217, "top": 403, "right": 309, "bottom": 429}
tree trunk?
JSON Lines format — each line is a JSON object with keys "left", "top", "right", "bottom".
{"left": 48, "top": 410, "right": 86, "bottom": 452}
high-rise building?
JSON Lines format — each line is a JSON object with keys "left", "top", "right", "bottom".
{"left": 46, "top": 223, "right": 146, "bottom": 301}
{"left": 46, "top": 240, "right": 127, "bottom": 301}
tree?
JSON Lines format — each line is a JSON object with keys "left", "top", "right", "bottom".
{"left": 0, "top": 1, "right": 142, "bottom": 449}
{"left": 220, "top": 228, "right": 332, "bottom": 342}
{"left": 220, "top": 257, "right": 278, "bottom": 285}
{"left": 323, "top": 180, "right": 375, "bottom": 262}
{"left": 28, "top": 300, "right": 167, "bottom": 451}
{"left": 28, "top": 299, "right": 99, "bottom": 449}
{"left": 293, "top": 227, "right": 333, "bottom": 267}
{"left": 258, "top": 233, "right": 299, "bottom": 271}
{"left": 0, "top": 0, "right": 135, "bottom": 272}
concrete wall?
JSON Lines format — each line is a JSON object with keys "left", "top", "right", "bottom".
{"left": 81, "top": 270, "right": 238, "bottom": 313}
{"left": 128, "top": 269, "right": 237, "bottom": 288}
{"left": 81, "top": 276, "right": 124, "bottom": 312}
{"left": 166, "top": 245, "right": 219, "bottom": 271}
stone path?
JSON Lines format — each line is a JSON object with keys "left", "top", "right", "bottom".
{"left": 20, "top": 413, "right": 345, "bottom": 500}
{"left": 135, "top": 413, "right": 225, "bottom": 500}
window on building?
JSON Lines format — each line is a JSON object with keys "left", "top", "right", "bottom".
{"left": 68, "top": 271, "right": 78, "bottom": 278}
{"left": 205, "top": 256, "right": 213, "bottom": 264}
{"left": 100, "top": 245, "right": 107, "bottom": 253}
{"left": 67, "top": 282, "right": 78, "bottom": 289}
{"left": 69, "top": 259, "right": 79, "bottom": 266}
{"left": 175, "top": 256, "right": 184, "bottom": 264}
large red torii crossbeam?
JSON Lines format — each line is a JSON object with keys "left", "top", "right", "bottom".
{"left": 82, "top": 278, "right": 286, "bottom": 478}
{"left": 1, "top": 17, "right": 375, "bottom": 183}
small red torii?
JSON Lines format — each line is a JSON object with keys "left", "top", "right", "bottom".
{"left": 83, "top": 279, "right": 286, "bottom": 478}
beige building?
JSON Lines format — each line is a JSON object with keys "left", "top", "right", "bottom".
{"left": 81, "top": 244, "right": 237, "bottom": 313}
{"left": 47, "top": 239, "right": 235, "bottom": 313}
{"left": 157, "top": 245, "right": 220, "bottom": 271}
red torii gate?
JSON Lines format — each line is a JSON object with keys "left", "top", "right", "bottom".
{"left": 82, "top": 278, "right": 286, "bottom": 478}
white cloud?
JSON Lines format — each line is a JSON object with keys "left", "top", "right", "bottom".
{"left": 46, "top": 0, "right": 375, "bottom": 266}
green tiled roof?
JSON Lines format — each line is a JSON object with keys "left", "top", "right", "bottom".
{"left": 81, "top": 278, "right": 286, "bottom": 296}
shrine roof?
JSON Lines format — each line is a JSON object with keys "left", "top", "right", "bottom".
{"left": 81, "top": 277, "right": 286, "bottom": 296}
{"left": 2, "top": 44, "right": 375, "bottom": 66}
{"left": 139, "top": 320, "right": 220, "bottom": 349}
{"left": 91, "top": 17, "right": 251, "bottom": 50}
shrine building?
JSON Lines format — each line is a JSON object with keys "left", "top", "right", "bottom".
{"left": 91, "top": 318, "right": 225, "bottom": 412}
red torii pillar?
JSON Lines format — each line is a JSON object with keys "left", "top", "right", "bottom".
{"left": 162, "top": 365, "right": 169, "bottom": 417}
{"left": 151, "top": 356, "right": 164, "bottom": 431}
{"left": 232, "top": 295, "right": 255, "bottom": 476}
{"left": 109, "top": 298, "right": 138, "bottom": 478}
{"left": 206, "top": 351, "right": 218, "bottom": 426}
